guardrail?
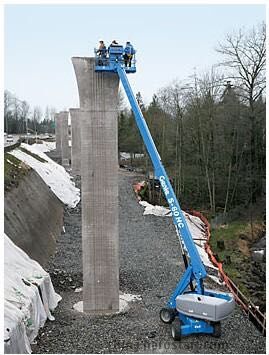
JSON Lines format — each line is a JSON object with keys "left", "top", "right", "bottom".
{"left": 94, "top": 48, "right": 136, "bottom": 68}
{"left": 190, "top": 210, "right": 266, "bottom": 336}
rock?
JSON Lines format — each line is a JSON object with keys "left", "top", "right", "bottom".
{"left": 252, "top": 250, "right": 265, "bottom": 263}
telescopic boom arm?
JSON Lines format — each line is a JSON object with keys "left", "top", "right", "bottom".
{"left": 116, "top": 65, "right": 207, "bottom": 300}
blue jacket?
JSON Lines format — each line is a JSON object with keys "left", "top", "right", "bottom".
{"left": 124, "top": 44, "right": 135, "bottom": 56}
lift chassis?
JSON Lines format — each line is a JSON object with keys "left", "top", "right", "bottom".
{"left": 95, "top": 45, "right": 234, "bottom": 340}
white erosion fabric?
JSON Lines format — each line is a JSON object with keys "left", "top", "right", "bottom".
{"left": 31, "top": 141, "right": 56, "bottom": 153}
{"left": 139, "top": 201, "right": 217, "bottom": 271}
{"left": 9, "top": 143, "right": 80, "bottom": 208}
{"left": 4, "top": 234, "right": 61, "bottom": 354}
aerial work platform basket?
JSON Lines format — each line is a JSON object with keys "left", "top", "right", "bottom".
{"left": 94, "top": 45, "right": 136, "bottom": 73}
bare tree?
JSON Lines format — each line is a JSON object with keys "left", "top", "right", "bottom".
{"left": 187, "top": 69, "right": 224, "bottom": 215}
{"left": 217, "top": 23, "right": 266, "bottom": 232}
{"left": 21, "top": 101, "right": 30, "bottom": 134}
{"left": 158, "top": 81, "right": 188, "bottom": 197}
{"left": 117, "top": 88, "right": 126, "bottom": 113}
{"left": 217, "top": 23, "right": 266, "bottom": 105}
{"left": 4, "top": 91, "right": 13, "bottom": 133}
{"left": 32, "top": 106, "right": 42, "bottom": 123}
{"left": 32, "top": 106, "right": 42, "bottom": 135}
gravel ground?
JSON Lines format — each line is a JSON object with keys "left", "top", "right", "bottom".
{"left": 32, "top": 169, "right": 266, "bottom": 354}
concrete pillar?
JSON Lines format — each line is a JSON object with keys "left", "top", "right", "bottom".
{"left": 55, "top": 113, "right": 61, "bottom": 154}
{"left": 59, "top": 111, "right": 70, "bottom": 168}
{"left": 72, "top": 57, "right": 119, "bottom": 313}
{"left": 69, "top": 108, "right": 81, "bottom": 175}
{"left": 68, "top": 124, "right": 72, "bottom": 163}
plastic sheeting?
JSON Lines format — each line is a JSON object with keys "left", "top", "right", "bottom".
{"left": 4, "top": 234, "right": 61, "bottom": 354}
{"left": 139, "top": 200, "right": 218, "bottom": 270}
{"left": 31, "top": 141, "right": 56, "bottom": 153}
{"left": 9, "top": 143, "right": 80, "bottom": 208}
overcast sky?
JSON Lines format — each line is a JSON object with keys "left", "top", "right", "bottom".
{"left": 4, "top": 4, "right": 266, "bottom": 113}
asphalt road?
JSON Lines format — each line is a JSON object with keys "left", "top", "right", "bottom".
{"left": 32, "top": 170, "right": 266, "bottom": 354}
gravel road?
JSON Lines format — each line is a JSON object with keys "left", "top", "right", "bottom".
{"left": 32, "top": 169, "right": 266, "bottom": 354}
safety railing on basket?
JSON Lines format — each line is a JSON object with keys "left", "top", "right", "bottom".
{"left": 94, "top": 48, "right": 136, "bottom": 70}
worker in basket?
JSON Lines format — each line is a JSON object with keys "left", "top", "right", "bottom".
{"left": 123, "top": 41, "right": 135, "bottom": 67}
{"left": 108, "top": 39, "right": 120, "bottom": 53}
{"left": 96, "top": 40, "right": 107, "bottom": 65}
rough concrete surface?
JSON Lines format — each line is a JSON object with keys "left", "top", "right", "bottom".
{"left": 32, "top": 170, "right": 265, "bottom": 354}
{"left": 72, "top": 57, "right": 119, "bottom": 111}
{"left": 72, "top": 57, "right": 120, "bottom": 313}
{"left": 55, "top": 113, "right": 61, "bottom": 154}
{"left": 69, "top": 108, "right": 81, "bottom": 176}
{"left": 59, "top": 111, "right": 70, "bottom": 168}
{"left": 4, "top": 169, "right": 64, "bottom": 266}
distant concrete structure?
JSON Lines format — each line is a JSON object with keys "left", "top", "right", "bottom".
{"left": 59, "top": 111, "right": 70, "bottom": 168}
{"left": 55, "top": 113, "right": 61, "bottom": 154}
{"left": 72, "top": 57, "right": 119, "bottom": 313}
{"left": 69, "top": 108, "right": 81, "bottom": 175}
{"left": 68, "top": 124, "right": 72, "bottom": 163}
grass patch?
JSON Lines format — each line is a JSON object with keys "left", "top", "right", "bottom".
{"left": 19, "top": 147, "right": 47, "bottom": 163}
{"left": 210, "top": 220, "right": 264, "bottom": 298}
{"left": 4, "top": 153, "right": 30, "bottom": 191}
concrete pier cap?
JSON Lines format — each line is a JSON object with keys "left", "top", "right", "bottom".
{"left": 72, "top": 56, "right": 120, "bottom": 314}
{"left": 72, "top": 57, "right": 119, "bottom": 110}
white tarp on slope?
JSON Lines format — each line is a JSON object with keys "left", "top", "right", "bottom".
{"left": 4, "top": 234, "right": 61, "bottom": 354}
{"left": 139, "top": 201, "right": 217, "bottom": 270}
{"left": 31, "top": 141, "right": 56, "bottom": 153}
{"left": 9, "top": 143, "right": 80, "bottom": 208}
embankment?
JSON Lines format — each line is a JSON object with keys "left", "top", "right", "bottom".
{"left": 4, "top": 168, "right": 64, "bottom": 266}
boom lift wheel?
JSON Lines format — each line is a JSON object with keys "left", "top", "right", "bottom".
{"left": 171, "top": 318, "right": 181, "bottom": 341}
{"left": 212, "top": 322, "right": 221, "bottom": 338}
{"left": 160, "top": 308, "right": 176, "bottom": 324}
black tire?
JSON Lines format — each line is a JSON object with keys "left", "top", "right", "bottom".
{"left": 212, "top": 322, "right": 221, "bottom": 338}
{"left": 160, "top": 308, "right": 176, "bottom": 324}
{"left": 171, "top": 318, "right": 181, "bottom": 341}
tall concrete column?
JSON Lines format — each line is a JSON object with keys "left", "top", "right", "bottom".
{"left": 72, "top": 57, "right": 119, "bottom": 313}
{"left": 68, "top": 124, "right": 72, "bottom": 163}
{"left": 55, "top": 113, "right": 61, "bottom": 154}
{"left": 59, "top": 111, "right": 70, "bottom": 168}
{"left": 69, "top": 108, "right": 81, "bottom": 176}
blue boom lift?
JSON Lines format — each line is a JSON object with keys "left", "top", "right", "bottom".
{"left": 95, "top": 44, "right": 235, "bottom": 340}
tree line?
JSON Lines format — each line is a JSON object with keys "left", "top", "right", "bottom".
{"left": 118, "top": 23, "right": 266, "bottom": 217}
{"left": 4, "top": 90, "right": 56, "bottom": 135}
{"left": 4, "top": 24, "right": 265, "bottom": 217}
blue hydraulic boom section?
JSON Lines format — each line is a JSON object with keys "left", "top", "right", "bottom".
{"left": 94, "top": 45, "right": 234, "bottom": 339}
